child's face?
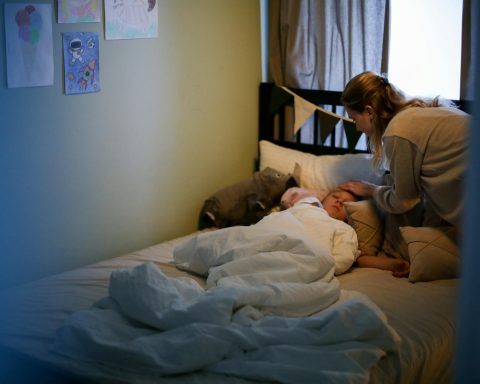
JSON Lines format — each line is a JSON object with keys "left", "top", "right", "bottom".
{"left": 322, "top": 190, "right": 356, "bottom": 221}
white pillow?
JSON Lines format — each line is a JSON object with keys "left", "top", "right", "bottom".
{"left": 259, "top": 140, "right": 383, "bottom": 198}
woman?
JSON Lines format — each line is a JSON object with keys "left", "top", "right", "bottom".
{"left": 340, "top": 71, "right": 469, "bottom": 276}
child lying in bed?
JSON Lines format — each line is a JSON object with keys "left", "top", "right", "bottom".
{"left": 281, "top": 187, "right": 410, "bottom": 278}
{"left": 175, "top": 185, "right": 360, "bottom": 284}
{"left": 280, "top": 186, "right": 356, "bottom": 222}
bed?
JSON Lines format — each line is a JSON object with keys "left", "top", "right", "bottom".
{"left": 0, "top": 83, "right": 460, "bottom": 384}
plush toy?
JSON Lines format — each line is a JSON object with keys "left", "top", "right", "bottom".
{"left": 198, "top": 166, "right": 300, "bottom": 229}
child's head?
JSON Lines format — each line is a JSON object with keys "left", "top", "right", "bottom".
{"left": 322, "top": 188, "right": 358, "bottom": 221}
{"left": 280, "top": 187, "right": 321, "bottom": 210}
{"left": 280, "top": 186, "right": 358, "bottom": 222}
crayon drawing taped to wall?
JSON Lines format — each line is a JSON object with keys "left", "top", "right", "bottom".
{"left": 58, "top": 0, "right": 102, "bottom": 23}
{"left": 5, "top": 3, "right": 54, "bottom": 88}
{"left": 62, "top": 32, "right": 100, "bottom": 95}
{"left": 104, "top": 0, "right": 158, "bottom": 40}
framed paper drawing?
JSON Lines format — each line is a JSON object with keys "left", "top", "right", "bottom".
{"left": 104, "top": 0, "right": 158, "bottom": 40}
{"left": 5, "top": 3, "right": 54, "bottom": 88}
{"left": 62, "top": 32, "right": 100, "bottom": 95}
{"left": 58, "top": 0, "right": 101, "bottom": 23}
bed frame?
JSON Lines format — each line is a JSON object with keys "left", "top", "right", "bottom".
{"left": 258, "top": 82, "right": 470, "bottom": 157}
{"left": 259, "top": 82, "right": 366, "bottom": 156}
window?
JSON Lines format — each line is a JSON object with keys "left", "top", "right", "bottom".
{"left": 388, "top": 0, "right": 463, "bottom": 100}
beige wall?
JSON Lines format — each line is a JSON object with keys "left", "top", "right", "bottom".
{"left": 0, "top": 1, "right": 261, "bottom": 289}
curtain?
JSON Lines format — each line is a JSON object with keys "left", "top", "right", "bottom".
{"left": 461, "top": 0, "right": 476, "bottom": 101}
{"left": 456, "top": 0, "right": 479, "bottom": 381}
{"left": 268, "top": 0, "right": 388, "bottom": 91}
{"left": 268, "top": 0, "right": 388, "bottom": 147}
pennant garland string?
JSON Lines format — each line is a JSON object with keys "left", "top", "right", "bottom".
{"left": 280, "top": 86, "right": 361, "bottom": 148}
{"left": 280, "top": 86, "right": 354, "bottom": 124}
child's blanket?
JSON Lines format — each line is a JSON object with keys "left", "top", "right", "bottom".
{"left": 173, "top": 202, "right": 359, "bottom": 316}
{"left": 52, "top": 204, "right": 399, "bottom": 384}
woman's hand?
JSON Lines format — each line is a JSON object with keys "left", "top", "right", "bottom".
{"left": 340, "top": 180, "right": 378, "bottom": 198}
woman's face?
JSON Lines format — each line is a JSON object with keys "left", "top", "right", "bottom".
{"left": 346, "top": 106, "right": 374, "bottom": 137}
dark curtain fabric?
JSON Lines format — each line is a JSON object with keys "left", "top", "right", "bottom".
{"left": 461, "top": 0, "right": 476, "bottom": 100}
{"left": 268, "top": 0, "right": 388, "bottom": 91}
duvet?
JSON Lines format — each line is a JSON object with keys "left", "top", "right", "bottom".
{"left": 52, "top": 203, "right": 399, "bottom": 383}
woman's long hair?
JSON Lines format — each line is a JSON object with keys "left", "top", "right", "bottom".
{"left": 341, "top": 71, "right": 453, "bottom": 168}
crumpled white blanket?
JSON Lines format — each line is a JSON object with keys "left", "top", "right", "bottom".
{"left": 176, "top": 202, "right": 359, "bottom": 279}
{"left": 52, "top": 204, "right": 398, "bottom": 383}
{"left": 52, "top": 262, "right": 400, "bottom": 384}
{"left": 173, "top": 203, "right": 358, "bottom": 317}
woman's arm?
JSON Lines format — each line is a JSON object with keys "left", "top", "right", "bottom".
{"left": 342, "top": 137, "right": 422, "bottom": 214}
{"left": 373, "top": 136, "right": 422, "bottom": 213}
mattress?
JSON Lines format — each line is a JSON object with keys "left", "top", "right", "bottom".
{"left": 0, "top": 231, "right": 457, "bottom": 383}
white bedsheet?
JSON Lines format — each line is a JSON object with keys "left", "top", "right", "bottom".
{"left": 51, "top": 204, "right": 399, "bottom": 383}
{"left": 52, "top": 262, "right": 399, "bottom": 384}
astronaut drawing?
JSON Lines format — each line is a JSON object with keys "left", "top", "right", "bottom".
{"left": 63, "top": 32, "right": 100, "bottom": 95}
{"left": 69, "top": 38, "right": 84, "bottom": 64}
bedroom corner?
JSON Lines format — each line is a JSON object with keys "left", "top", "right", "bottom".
{"left": 0, "top": 0, "right": 262, "bottom": 290}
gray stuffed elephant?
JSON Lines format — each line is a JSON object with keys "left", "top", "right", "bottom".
{"left": 198, "top": 166, "right": 300, "bottom": 229}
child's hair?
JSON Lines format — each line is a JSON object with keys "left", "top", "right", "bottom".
{"left": 280, "top": 187, "right": 322, "bottom": 210}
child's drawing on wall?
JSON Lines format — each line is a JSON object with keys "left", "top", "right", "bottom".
{"left": 63, "top": 32, "right": 100, "bottom": 95}
{"left": 58, "top": 0, "right": 101, "bottom": 23}
{"left": 5, "top": 3, "right": 54, "bottom": 88}
{"left": 105, "top": 0, "right": 158, "bottom": 40}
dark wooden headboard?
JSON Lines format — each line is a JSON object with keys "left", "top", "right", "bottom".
{"left": 258, "top": 82, "right": 471, "bottom": 158}
{"left": 258, "top": 82, "right": 366, "bottom": 156}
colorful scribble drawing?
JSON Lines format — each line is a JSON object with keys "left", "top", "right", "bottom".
{"left": 58, "top": 0, "right": 101, "bottom": 23}
{"left": 16, "top": 5, "right": 42, "bottom": 81}
{"left": 5, "top": 3, "right": 54, "bottom": 88}
{"left": 114, "top": 0, "right": 148, "bottom": 27}
{"left": 63, "top": 32, "right": 100, "bottom": 95}
{"left": 105, "top": 0, "right": 158, "bottom": 40}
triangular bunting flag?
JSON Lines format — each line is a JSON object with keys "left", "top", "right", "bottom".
{"left": 279, "top": 86, "right": 355, "bottom": 139}
{"left": 318, "top": 113, "right": 340, "bottom": 143}
{"left": 293, "top": 95, "right": 318, "bottom": 134}
{"left": 343, "top": 120, "right": 362, "bottom": 151}
{"left": 268, "top": 86, "right": 292, "bottom": 117}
